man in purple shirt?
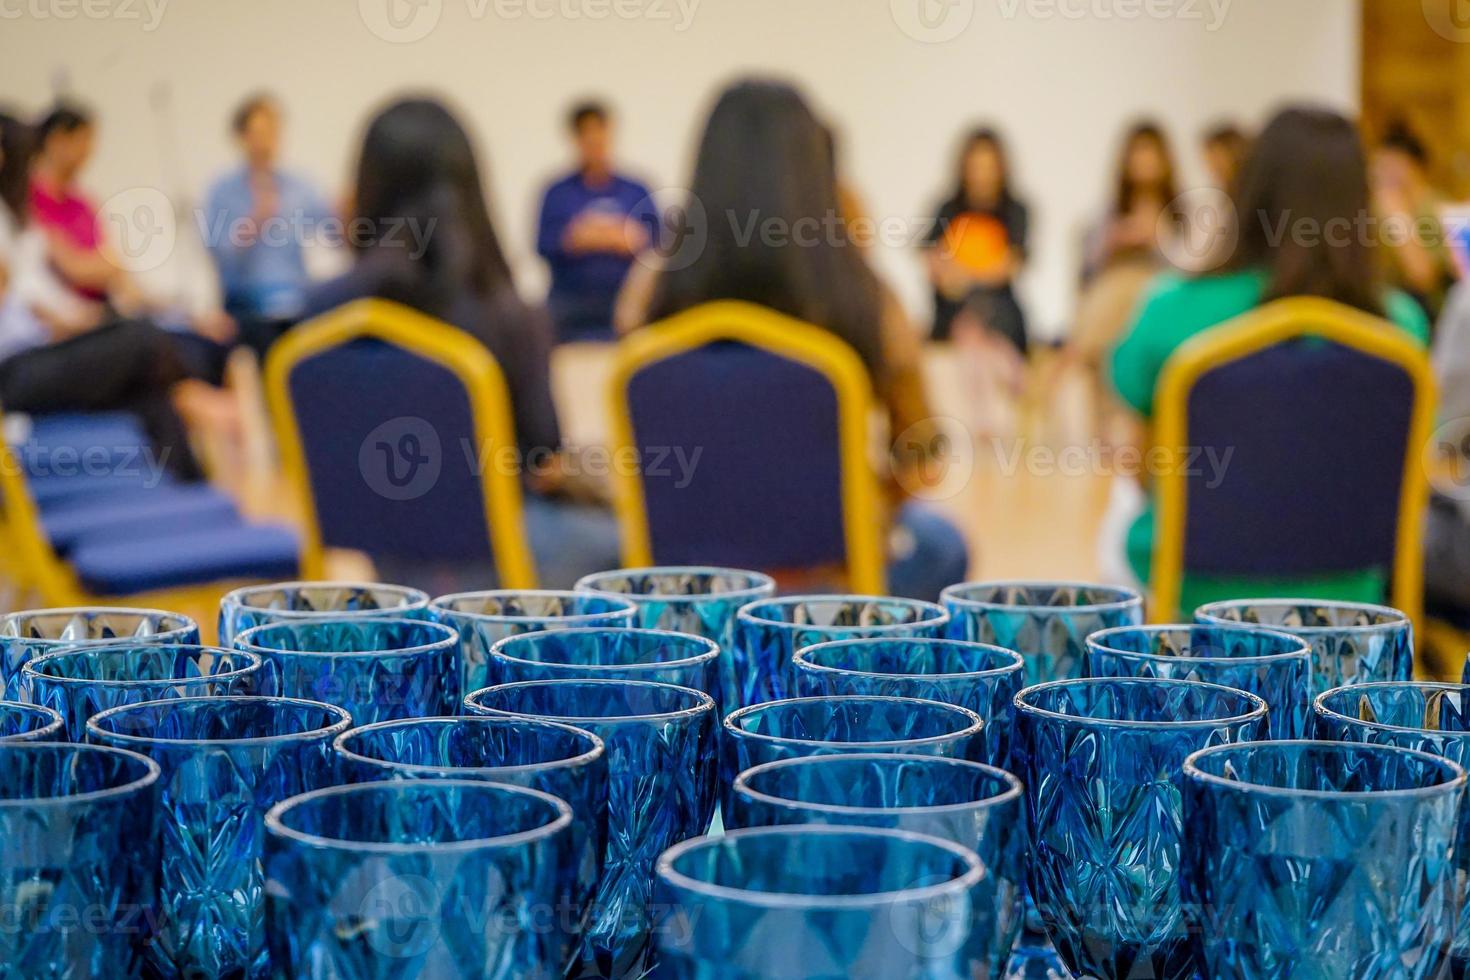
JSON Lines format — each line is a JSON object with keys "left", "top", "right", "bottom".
{"left": 535, "top": 101, "right": 658, "bottom": 343}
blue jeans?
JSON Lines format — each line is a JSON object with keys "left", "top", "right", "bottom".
{"left": 886, "top": 502, "right": 971, "bottom": 602}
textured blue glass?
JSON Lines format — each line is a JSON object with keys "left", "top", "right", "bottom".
{"left": 464, "top": 679, "right": 717, "bottom": 978}
{"left": 234, "top": 617, "right": 459, "bottom": 724}
{"left": 0, "top": 699, "right": 64, "bottom": 741}
{"left": 15, "top": 644, "right": 265, "bottom": 741}
{"left": 265, "top": 780, "right": 580, "bottom": 977}
{"left": 941, "top": 581, "right": 1143, "bottom": 686}
{"left": 430, "top": 590, "right": 638, "bottom": 704}
{"left": 1014, "top": 677, "right": 1268, "bottom": 980}
{"left": 332, "top": 714, "right": 609, "bottom": 958}
{"left": 1183, "top": 740, "right": 1463, "bottom": 979}
{"left": 792, "top": 638, "right": 1024, "bottom": 767}
{"left": 732, "top": 595, "right": 948, "bottom": 711}
{"left": 85, "top": 696, "right": 351, "bottom": 978}
{"left": 729, "top": 754, "right": 1025, "bottom": 977}
{"left": 490, "top": 627, "right": 720, "bottom": 710}
{"left": 1196, "top": 599, "right": 1413, "bottom": 695}
{"left": 1086, "top": 624, "right": 1313, "bottom": 739}
{"left": 1314, "top": 683, "right": 1470, "bottom": 975}
{"left": 0, "top": 607, "right": 198, "bottom": 689}
{"left": 0, "top": 742, "right": 161, "bottom": 978}
{"left": 653, "top": 826, "right": 986, "bottom": 978}
{"left": 218, "top": 581, "right": 431, "bottom": 645}
{"left": 721, "top": 696, "right": 986, "bottom": 816}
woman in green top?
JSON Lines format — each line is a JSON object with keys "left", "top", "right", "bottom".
{"left": 1109, "top": 106, "right": 1430, "bottom": 611}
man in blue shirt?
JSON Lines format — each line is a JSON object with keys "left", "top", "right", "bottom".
{"left": 535, "top": 101, "right": 658, "bottom": 343}
{"left": 201, "top": 94, "right": 332, "bottom": 328}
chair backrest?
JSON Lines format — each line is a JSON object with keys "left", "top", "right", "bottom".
{"left": 606, "top": 300, "right": 885, "bottom": 593}
{"left": 1151, "top": 296, "right": 1435, "bottom": 624}
{"left": 0, "top": 424, "right": 79, "bottom": 603}
{"left": 264, "top": 299, "right": 536, "bottom": 587}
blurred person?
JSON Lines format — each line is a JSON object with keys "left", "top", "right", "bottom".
{"left": 1080, "top": 120, "right": 1180, "bottom": 284}
{"left": 1107, "top": 106, "right": 1429, "bottom": 608}
{"left": 627, "top": 77, "right": 969, "bottom": 601}
{"left": 535, "top": 100, "right": 658, "bottom": 343}
{"left": 298, "top": 96, "right": 620, "bottom": 590}
{"left": 1373, "top": 119, "right": 1457, "bottom": 320}
{"left": 202, "top": 93, "right": 333, "bottom": 349}
{"left": 1425, "top": 280, "right": 1470, "bottom": 613}
{"left": 1201, "top": 121, "right": 1250, "bottom": 190}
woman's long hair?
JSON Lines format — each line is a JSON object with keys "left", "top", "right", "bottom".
{"left": 647, "top": 78, "right": 887, "bottom": 379}
{"left": 1219, "top": 106, "right": 1384, "bottom": 315}
{"left": 1112, "top": 120, "right": 1178, "bottom": 216}
{"left": 0, "top": 112, "right": 34, "bottom": 225}
{"left": 948, "top": 126, "right": 1014, "bottom": 212}
{"left": 350, "top": 97, "right": 514, "bottom": 316}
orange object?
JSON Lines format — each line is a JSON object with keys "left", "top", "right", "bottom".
{"left": 942, "top": 212, "right": 1011, "bottom": 277}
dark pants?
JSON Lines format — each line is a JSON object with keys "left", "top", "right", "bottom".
{"left": 0, "top": 319, "right": 203, "bottom": 480}
{"left": 1426, "top": 493, "right": 1470, "bottom": 613}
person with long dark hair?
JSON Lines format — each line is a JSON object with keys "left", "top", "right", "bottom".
{"left": 297, "top": 96, "right": 619, "bottom": 590}
{"left": 1081, "top": 120, "right": 1179, "bottom": 284}
{"left": 632, "top": 78, "right": 969, "bottom": 600}
{"left": 1106, "top": 106, "right": 1429, "bottom": 603}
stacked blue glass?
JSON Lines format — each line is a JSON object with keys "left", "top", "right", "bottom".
{"left": 0, "top": 606, "right": 198, "bottom": 689}
{"left": 218, "top": 581, "right": 431, "bottom": 645}
{"left": 489, "top": 627, "right": 720, "bottom": 703}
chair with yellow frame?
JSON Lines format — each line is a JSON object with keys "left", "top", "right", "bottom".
{"left": 605, "top": 300, "right": 885, "bottom": 592}
{"left": 264, "top": 298, "right": 537, "bottom": 588}
{"left": 1148, "top": 297, "right": 1438, "bottom": 667}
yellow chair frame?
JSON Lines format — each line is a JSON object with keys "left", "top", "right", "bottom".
{"left": 606, "top": 300, "right": 886, "bottom": 594}
{"left": 1151, "top": 296, "right": 1436, "bottom": 627}
{"left": 265, "top": 299, "right": 537, "bottom": 588}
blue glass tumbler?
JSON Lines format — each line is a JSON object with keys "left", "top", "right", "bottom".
{"left": 218, "top": 581, "right": 431, "bottom": 645}
{"left": 0, "top": 607, "right": 197, "bottom": 688}
{"left": 490, "top": 627, "right": 720, "bottom": 703}
{"left": 0, "top": 699, "right": 64, "bottom": 741}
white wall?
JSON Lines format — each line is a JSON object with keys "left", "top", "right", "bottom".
{"left": 0, "top": 0, "right": 1359, "bottom": 335}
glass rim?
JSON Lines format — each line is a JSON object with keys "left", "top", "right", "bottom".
{"left": 574, "top": 566, "right": 777, "bottom": 602}
{"left": 940, "top": 580, "right": 1144, "bottom": 614}
{"left": 1184, "top": 738, "right": 1468, "bottom": 801}
{"left": 1015, "top": 677, "right": 1269, "bottom": 730}
{"left": 234, "top": 618, "right": 458, "bottom": 659}
{"left": 0, "top": 742, "right": 160, "bottom": 808}
{"left": 428, "top": 589, "right": 638, "bottom": 625}
{"left": 1194, "top": 598, "right": 1411, "bottom": 634}
{"left": 22, "top": 644, "right": 264, "bottom": 689}
{"left": 0, "top": 699, "right": 64, "bottom": 741}
{"left": 464, "top": 678, "right": 716, "bottom": 725}
{"left": 723, "top": 695, "right": 985, "bottom": 749}
{"left": 489, "top": 626, "right": 720, "bottom": 676}
{"left": 332, "top": 715, "right": 606, "bottom": 779}
{"left": 0, "top": 606, "right": 198, "bottom": 642}
{"left": 735, "top": 595, "right": 950, "bottom": 632}
{"left": 733, "top": 752, "right": 1022, "bottom": 818}
{"left": 220, "top": 581, "right": 432, "bottom": 616}
{"left": 656, "top": 825, "right": 985, "bottom": 910}
{"left": 793, "top": 637, "right": 1025, "bottom": 681}
{"left": 264, "top": 778, "right": 573, "bottom": 854}
{"left": 85, "top": 695, "right": 354, "bottom": 747}
{"left": 1313, "top": 682, "right": 1470, "bottom": 738}
{"left": 1085, "top": 624, "right": 1312, "bottom": 667}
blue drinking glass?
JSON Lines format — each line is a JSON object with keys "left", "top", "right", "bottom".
{"left": 0, "top": 699, "right": 64, "bottom": 741}
{"left": 653, "top": 826, "right": 986, "bottom": 977}
{"left": 1085, "top": 624, "right": 1313, "bottom": 738}
{"left": 941, "top": 581, "right": 1143, "bottom": 686}
{"left": 0, "top": 607, "right": 198, "bottom": 688}
{"left": 490, "top": 627, "right": 720, "bottom": 702}
{"left": 0, "top": 742, "right": 161, "bottom": 977}
{"left": 721, "top": 696, "right": 986, "bottom": 815}
{"left": 1195, "top": 599, "right": 1413, "bottom": 695}
{"left": 464, "top": 678, "right": 717, "bottom": 978}
{"left": 85, "top": 695, "right": 352, "bottom": 978}
{"left": 792, "top": 638, "right": 1024, "bottom": 766}
{"left": 265, "top": 780, "right": 581, "bottom": 977}
{"left": 218, "top": 581, "right": 431, "bottom": 645}
{"left": 332, "top": 714, "right": 609, "bottom": 963}
{"left": 17, "top": 644, "right": 266, "bottom": 740}
{"left": 732, "top": 595, "right": 949, "bottom": 711}
{"left": 1183, "top": 740, "right": 1464, "bottom": 979}
{"left": 1014, "top": 677, "right": 1268, "bottom": 980}
{"left": 729, "top": 754, "right": 1025, "bottom": 977}
{"left": 234, "top": 617, "right": 459, "bottom": 724}
{"left": 430, "top": 590, "right": 638, "bottom": 703}
{"left": 1314, "top": 682, "right": 1470, "bottom": 975}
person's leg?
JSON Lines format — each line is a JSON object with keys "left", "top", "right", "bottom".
{"left": 1425, "top": 494, "right": 1470, "bottom": 611}
{"left": 886, "top": 501, "right": 971, "bottom": 602}
{"left": 521, "top": 493, "right": 624, "bottom": 589}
